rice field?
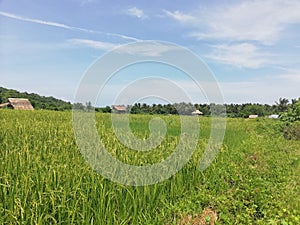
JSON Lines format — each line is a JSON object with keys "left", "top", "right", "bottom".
{"left": 0, "top": 110, "right": 299, "bottom": 224}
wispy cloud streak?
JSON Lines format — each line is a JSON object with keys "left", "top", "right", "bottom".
{"left": 68, "top": 39, "right": 119, "bottom": 50}
{"left": 0, "top": 11, "right": 140, "bottom": 42}
{"left": 163, "top": 10, "right": 195, "bottom": 23}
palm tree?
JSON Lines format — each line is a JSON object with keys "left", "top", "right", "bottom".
{"left": 276, "top": 98, "right": 289, "bottom": 112}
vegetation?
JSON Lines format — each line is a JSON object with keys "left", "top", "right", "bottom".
{"left": 280, "top": 98, "right": 300, "bottom": 140}
{"left": 0, "top": 110, "right": 299, "bottom": 224}
{"left": 0, "top": 87, "right": 72, "bottom": 111}
{"left": 280, "top": 98, "right": 300, "bottom": 123}
{"left": 124, "top": 100, "right": 294, "bottom": 117}
{"left": 1, "top": 86, "right": 298, "bottom": 119}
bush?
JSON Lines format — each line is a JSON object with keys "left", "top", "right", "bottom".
{"left": 283, "top": 122, "right": 300, "bottom": 140}
{"left": 280, "top": 98, "right": 300, "bottom": 140}
{"left": 280, "top": 98, "right": 300, "bottom": 123}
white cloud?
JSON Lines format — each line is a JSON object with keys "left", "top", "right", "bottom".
{"left": 276, "top": 69, "right": 300, "bottom": 83}
{"left": 206, "top": 43, "right": 270, "bottom": 68}
{"left": 68, "top": 39, "right": 119, "bottom": 50}
{"left": 0, "top": 11, "right": 140, "bottom": 42}
{"left": 126, "top": 7, "right": 147, "bottom": 19}
{"left": 220, "top": 71, "right": 300, "bottom": 104}
{"left": 161, "top": 1, "right": 300, "bottom": 69}
{"left": 115, "top": 42, "right": 180, "bottom": 56}
{"left": 280, "top": 74, "right": 300, "bottom": 83}
{"left": 165, "top": 0, "right": 300, "bottom": 44}
{"left": 67, "top": 40, "right": 180, "bottom": 55}
{"left": 163, "top": 10, "right": 195, "bottom": 23}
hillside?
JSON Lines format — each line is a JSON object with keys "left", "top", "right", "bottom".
{"left": 0, "top": 87, "right": 72, "bottom": 111}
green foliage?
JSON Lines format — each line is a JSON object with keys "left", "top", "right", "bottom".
{"left": 118, "top": 99, "right": 298, "bottom": 118}
{"left": 280, "top": 98, "right": 300, "bottom": 140}
{"left": 73, "top": 102, "right": 85, "bottom": 110}
{"left": 0, "top": 111, "right": 299, "bottom": 224}
{"left": 276, "top": 97, "right": 289, "bottom": 112}
{"left": 95, "top": 106, "right": 112, "bottom": 113}
{"left": 283, "top": 122, "right": 300, "bottom": 140}
{"left": 280, "top": 98, "right": 300, "bottom": 122}
{"left": 1, "top": 86, "right": 298, "bottom": 118}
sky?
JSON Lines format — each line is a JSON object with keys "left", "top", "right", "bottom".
{"left": 1, "top": 0, "right": 300, "bottom": 106}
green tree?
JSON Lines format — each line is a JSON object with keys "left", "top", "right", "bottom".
{"left": 85, "top": 101, "right": 94, "bottom": 111}
{"left": 280, "top": 98, "right": 300, "bottom": 122}
{"left": 73, "top": 103, "right": 85, "bottom": 110}
{"left": 276, "top": 97, "right": 289, "bottom": 112}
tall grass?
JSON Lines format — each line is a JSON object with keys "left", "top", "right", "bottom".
{"left": 0, "top": 110, "right": 299, "bottom": 224}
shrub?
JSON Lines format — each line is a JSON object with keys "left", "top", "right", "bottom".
{"left": 283, "top": 122, "right": 300, "bottom": 140}
{"left": 280, "top": 98, "right": 300, "bottom": 140}
{"left": 280, "top": 98, "right": 300, "bottom": 123}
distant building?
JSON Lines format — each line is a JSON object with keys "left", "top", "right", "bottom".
{"left": 268, "top": 114, "right": 279, "bottom": 119}
{"left": 0, "top": 98, "right": 34, "bottom": 110}
{"left": 248, "top": 115, "right": 258, "bottom": 119}
{"left": 191, "top": 110, "right": 203, "bottom": 116}
{"left": 111, "top": 105, "right": 126, "bottom": 113}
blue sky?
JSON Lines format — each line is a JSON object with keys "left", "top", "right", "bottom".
{"left": 1, "top": 0, "right": 300, "bottom": 105}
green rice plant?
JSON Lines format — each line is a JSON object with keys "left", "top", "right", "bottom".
{"left": 0, "top": 110, "right": 299, "bottom": 224}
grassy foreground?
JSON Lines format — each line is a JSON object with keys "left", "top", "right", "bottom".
{"left": 0, "top": 110, "right": 299, "bottom": 224}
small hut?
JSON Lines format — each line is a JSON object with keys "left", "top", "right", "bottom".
{"left": 111, "top": 105, "right": 126, "bottom": 113}
{"left": 191, "top": 110, "right": 203, "bottom": 116}
{"left": 0, "top": 98, "right": 34, "bottom": 110}
{"left": 248, "top": 115, "right": 258, "bottom": 119}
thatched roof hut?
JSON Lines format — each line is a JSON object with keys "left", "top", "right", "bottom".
{"left": 0, "top": 98, "right": 34, "bottom": 110}
{"left": 112, "top": 105, "right": 126, "bottom": 113}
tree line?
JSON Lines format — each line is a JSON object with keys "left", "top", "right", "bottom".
{"left": 87, "top": 97, "right": 298, "bottom": 118}
{"left": 2, "top": 86, "right": 299, "bottom": 118}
